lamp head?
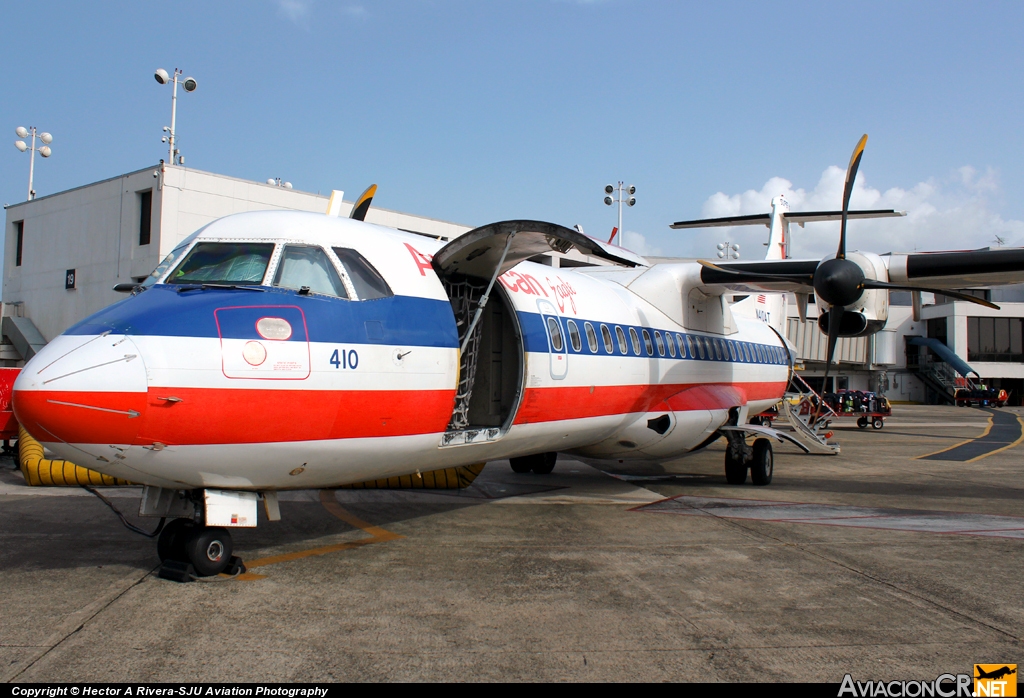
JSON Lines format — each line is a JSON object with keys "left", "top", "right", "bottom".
{"left": 604, "top": 184, "right": 613, "bottom": 194}
{"left": 14, "top": 140, "right": 27, "bottom": 152}
{"left": 39, "top": 132, "right": 52, "bottom": 144}
{"left": 182, "top": 77, "right": 197, "bottom": 92}
{"left": 627, "top": 197, "right": 636, "bottom": 206}
{"left": 628, "top": 185, "right": 636, "bottom": 195}
{"left": 39, "top": 146, "right": 51, "bottom": 158}
{"left": 155, "top": 68, "right": 170, "bottom": 85}
{"left": 603, "top": 196, "right": 613, "bottom": 206}
{"left": 15, "top": 127, "right": 29, "bottom": 138}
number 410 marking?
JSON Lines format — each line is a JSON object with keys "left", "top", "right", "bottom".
{"left": 330, "top": 348, "right": 359, "bottom": 369}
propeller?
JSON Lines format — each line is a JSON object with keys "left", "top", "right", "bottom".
{"left": 696, "top": 134, "right": 1001, "bottom": 423}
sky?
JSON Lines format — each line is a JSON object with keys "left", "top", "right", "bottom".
{"left": 3, "top": 1, "right": 1024, "bottom": 265}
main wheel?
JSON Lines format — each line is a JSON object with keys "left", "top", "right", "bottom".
{"left": 185, "top": 526, "right": 233, "bottom": 577}
{"left": 532, "top": 452, "right": 557, "bottom": 475}
{"left": 872, "top": 418, "right": 884, "bottom": 430}
{"left": 157, "top": 518, "right": 194, "bottom": 563}
{"left": 724, "top": 451, "right": 747, "bottom": 485}
{"left": 509, "top": 457, "right": 533, "bottom": 473}
{"left": 857, "top": 417, "right": 868, "bottom": 429}
{"left": 759, "top": 416, "right": 772, "bottom": 427}
{"left": 749, "top": 438, "right": 773, "bottom": 486}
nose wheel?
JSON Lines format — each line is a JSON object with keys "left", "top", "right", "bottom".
{"left": 157, "top": 520, "right": 245, "bottom": 582}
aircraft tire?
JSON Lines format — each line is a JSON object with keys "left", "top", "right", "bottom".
{"left": 157, "top": 518, "right": 194, "bottom": 563}
{"left": 532, "top": 452, "right": 557, "bottom": 475}
{"left": 185, "top": 526, "right": 233, "bottom": 577}
{"left": 750, "top": 438, "right": 773, "bottom": 486}
{"left": 724, "top": 452, "right": 747, "bottom": 485}
{"left": 509, "top": 457, "right": 533, "bottom": 473}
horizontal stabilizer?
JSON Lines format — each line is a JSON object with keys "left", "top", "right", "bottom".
{"left": 671, "top": 209, "right": 905, "bottom": 229}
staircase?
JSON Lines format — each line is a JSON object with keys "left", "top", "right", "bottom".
{"left": 780, "top": 373, "right": 841, "bottom": 455}
{"left": 905, "top": 337, "right": 977, "bottom": 406}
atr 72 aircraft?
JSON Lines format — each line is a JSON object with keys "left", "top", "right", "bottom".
{"left": 13, "top": 136, "right": 1024, "bottom": 577}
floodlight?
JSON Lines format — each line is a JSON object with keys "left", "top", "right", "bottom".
{"left": 627, "top": 197, "right": 636, "bottom": 206}
{"left": 155, "top": 68, "right": 170, "bottom": 85}
{"left": 267, "top": 179, "right": 276, "bottom": 185}
{"left": 39, "top": 132, "right": 52, "bottom": 144}
{"left": 182, "top": 77, "right": 197, "bottom": 92}
{"left": 15, "top": 127, "right": 28, "bottom": 138}
{"left": 628, "top": 185, "right": 636, "bottom": 195}
{"left": 604, "top": 184, "right": 613, "bottom": 194}
{"left": 717, "top": 251, "right": 725, "bottom": 258}
{"left": 283, "top": 182, "right": 293, "bottom": 189}
{"left": 717, "top": 243, "right": 726, "bottom": 250}
{"left": 604, "top": 196, "right": 613, "bottom": 206}
{"left": 15, "top": 140, "right": 27, "bottom": 152}
{"left": 733, "top": 244, "right": 739, "bottom": 251}
{"left": 39, "top": 146, "right": 51, "bottom": 158}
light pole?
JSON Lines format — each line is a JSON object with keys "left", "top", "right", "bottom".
{"left": 603, "top": 182, "right": 636, "bottom": 242}
{"left": 717, "top": 242, "right": 740, "bottom": 259}
{"left": 154, "top": 68, "right": 197, "bottom": 165}
{"left": 14, "top": 126, "right": 53, "bottom": 200}
{"left": 266, "top": 178, "right": 293, "bottom": 189}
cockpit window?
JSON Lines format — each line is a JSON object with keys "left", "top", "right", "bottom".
{"left": 143, "top": 231, "right": 202, "bottom": 288}
{"left": 332, "top": 248, "right": 393, "bottom": 300}
{"left": 169, "top": 242, "right": 274, "bottom": 285}
{"left": 274, "top": 245, "right": 349, "bottom": 298}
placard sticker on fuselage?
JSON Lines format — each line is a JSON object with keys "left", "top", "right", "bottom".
{"left": 215, "top": 305, "right": 311, "bottom": 380}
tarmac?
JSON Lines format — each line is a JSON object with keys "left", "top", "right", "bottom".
{"left": 1, "top": 404, "right": 1021, "bottom": 682}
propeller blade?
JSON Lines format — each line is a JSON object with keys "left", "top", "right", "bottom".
{"left": 697, "top": 259, "right": 814, "bottom": 285}
{"left": 838, "top": 134, "right": 868, "bottom": 260}
{"left": 861, "top": 280, "right": 1001, "bottom": 310}
{"left": 349, "top": 184, "right": 377, "bottom": 221}
{"left": 815, "top": 305, "right": 845, "bottom": 424}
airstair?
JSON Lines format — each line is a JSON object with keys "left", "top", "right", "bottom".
{"left": 905, "top": 336, "right": 978, "bottom": 406}
{"left": 780, "top": 372, "right": 841, "bottom": 455}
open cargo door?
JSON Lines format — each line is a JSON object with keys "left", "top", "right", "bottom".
{"left": 433, "top": 221, "right": 643, "bottom": 447}
{"left": 431, "top": 220, "right": 645, "bottom": 280}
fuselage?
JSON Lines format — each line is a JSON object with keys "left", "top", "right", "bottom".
{"left": 12, "top": 211, "right": 789, "bottom": 490}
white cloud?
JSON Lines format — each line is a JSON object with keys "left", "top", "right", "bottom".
{"left": 276, "top": 0, "right": 312, "bottom": 25}
{"left": 700, "top": 166, "right": 1024, "bottom": 259}
{"left": 620, "top": 230, "right": 661, "bottom": 257}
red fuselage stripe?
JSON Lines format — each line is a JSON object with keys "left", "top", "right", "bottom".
{"left": 14, "top": 380, "right": 786, "bottom": 446}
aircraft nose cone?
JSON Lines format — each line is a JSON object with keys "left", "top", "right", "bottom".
{"left": 13, "top": 333, "right": 149, "bottom": 453}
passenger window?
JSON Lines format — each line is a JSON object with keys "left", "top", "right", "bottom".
{"left": 666, "top": 332, "right": 676, "bottom": 358}
{"left": 757, "top": 345, "right": 764, "bottom": 363}
{"left": 654, "top": 331, "right": 665, "bottom": 356}
{"left": 274, "top": 246, "right": 348, "bottom": 298}
{"left": 546, "top": 317, "right": 563, "bottom": 351}
{"left": 332, "top": 247, "right": 393, "bottom": 300}
{"left": 629, "top": 327, "right": 641, "bottom": 355}
{"left": 729, "top": 342, "right": 737, "bottom": 361}
{"left": 169, "top": 242, "right": 275, "bottom": 285}
{"left": 642, "top": 329, "right": 653, "bottom": 356}
{"left": 696, "top": 337, "right": 706, "bottom": 360}
{"left": 715, "top": 339, "right": 724, "bottom": 361}
{"left": 567, "top": 320, "right": 582, "bottom": 352}
{"left": 685, "top": 335, "right": 694, "bottom": 358}
{"left": 584, "top": 322, "right": 598, "bottom": 353}
{"left": 743, "top": 343, "right": 751, "bottom": 362}
{"left": 601, "top": 324, "right": 614, "bottom": 353}
{"left": 616, "top": 326, "right": 628, "bottom": 354}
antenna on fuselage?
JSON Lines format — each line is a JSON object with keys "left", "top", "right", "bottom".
{"left": 326, "top": 190, "right": 345, "bottom": 217}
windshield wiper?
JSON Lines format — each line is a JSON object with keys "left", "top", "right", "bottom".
{"left": 174, "top": 283, "right": 266, "bottom": 293}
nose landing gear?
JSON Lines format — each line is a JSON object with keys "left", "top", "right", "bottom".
{"left": 157, "top": 519, "right": 245, "bottom": 582}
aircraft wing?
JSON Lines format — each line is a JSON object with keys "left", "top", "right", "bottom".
{"left": 671, "top": 209, "right": 904, "bottom": 229}
{"left": 432, "top": 220, "right": 645, "bottom": 280}
{"left": 697, "top": 248, "right": 1024, "bottom": 293}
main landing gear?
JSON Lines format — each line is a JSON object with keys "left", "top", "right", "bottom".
{"left": 509, "top": 451, "right": 557, "bottom": 474}
{"left": 723, "top": 433, "right": 773, "bottom": 486}
{"left": 157, "top": 519, "right": 245, "bottom": 582}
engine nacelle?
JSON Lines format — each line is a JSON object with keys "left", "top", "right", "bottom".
{"left": 816, "top": 251, "right": 889, "bottom": 338}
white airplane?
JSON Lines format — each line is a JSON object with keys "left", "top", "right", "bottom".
{"left": 12, "top": 136, "right": 1024, "bottom": 577}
